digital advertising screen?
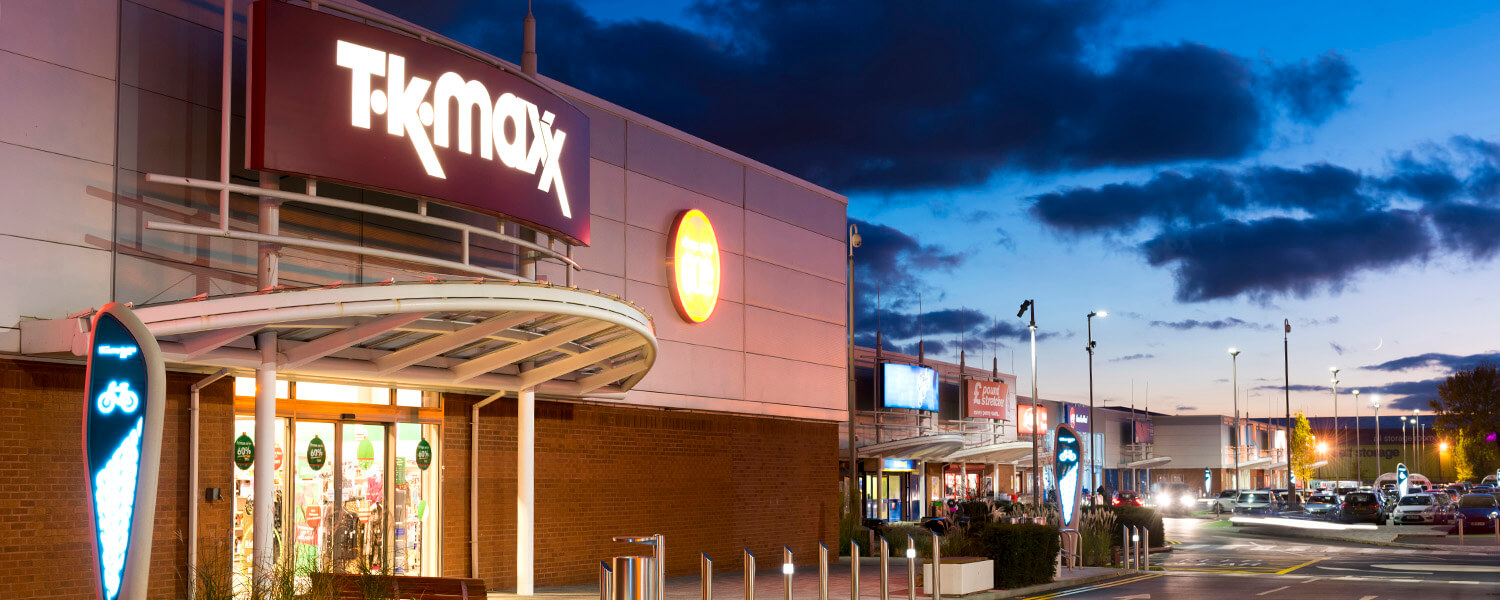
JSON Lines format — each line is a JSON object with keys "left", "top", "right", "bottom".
{"left": 881, "top": 363, "right": 939, "bottom": 411}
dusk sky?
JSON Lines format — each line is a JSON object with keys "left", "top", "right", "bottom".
{"left": 366, "top": 0, "right": 1500, "bottom": 419}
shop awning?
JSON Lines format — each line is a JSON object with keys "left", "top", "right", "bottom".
{"left": 858, "top": 434, "right": 966, "bottom": 459}
{"left": 1014, "top": 451, "right": 1055, "bottom": 468}
{"left": 943, "top": 441, "right": 1034, "bottom": 464}
{"left": 20, "top": 281, "right": 658, "bottom": 398}
{"left": 1235, "top": 456, "right": 1272, "bottom": 469}
{"left": 1122, "top": 456, "right": 1173, "bottom": 469}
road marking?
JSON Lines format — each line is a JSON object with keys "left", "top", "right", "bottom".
{"left": 1370, "top": 563, "right": 1500, "bottom": 572}
{"left": 1358, "top": 596, "right": 1377, "bottom": 600}
{"left": 1274, "top": 557, "right": 1324, "bottom": 574}
{"left": 1017, "top": 574, "right": 1162, "bottom": 599}
{"left": 1256, "top": 585, "right": 1289, "bottom": 595}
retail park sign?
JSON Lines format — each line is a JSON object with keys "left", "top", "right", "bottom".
{"left": 83, "top": 303, "right": 165, "bottom": 600}
{"left": 668, "top": 209, "right": 721, "bottom": 323}
{"left": 249, "top": 1, "right": 590, "bottom": 244}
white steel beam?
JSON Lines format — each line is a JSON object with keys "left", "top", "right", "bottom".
{"left": 373, "top": 312, "right": 538, "bottom": 375}
{"left": 177, "top": 324, "right": 263, "bottom": 360}
{"left": 449, "top": 320, "right": 614, "bottom": 383}
{"left": 280, "top": 312, "right": 432, "bottom": 369}
{"left": 517, "top": 336, "right": 643, "bottom": 389}
{"left": 573, "top": 359, "right": 651, "bottom": 395}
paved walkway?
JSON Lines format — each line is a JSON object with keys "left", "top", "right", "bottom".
{"left": 488, "top": 558, "right": 1125, "bottom": 600}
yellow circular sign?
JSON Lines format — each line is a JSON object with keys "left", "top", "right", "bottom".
{"left": 669, "top": 209, "right": 721, "bottom": 323}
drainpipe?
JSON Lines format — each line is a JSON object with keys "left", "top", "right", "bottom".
{"left": 187, "top": 368, "right": 231, "bottom": 600}
{"left": 471, "top": 391, "right": 506, "bottom": 580}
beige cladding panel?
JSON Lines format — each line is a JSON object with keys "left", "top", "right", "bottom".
{"left": 589, "top": 159, "right": 627, "bottom": 223}
{"left": 623, "top": 225, "right": 669, "bottom": 287}
{"left": 743, "top": 258, "right": 845, "bottom": 325}
{"left": 117, "top": 85, "right": 224, "bottom": 180}
{"left": 745, "top": 353, "right": 846, "bottom": 412}
{"left": 578, "top": 101, "right": 627, "bottom": 167}
{"left": 572, "top": 270, "right": 625, "bottom": 298}
{"left": 0, "top": 0, "right": 118, "bottom": 80}
{"left": 744, "top": 168, "right": 847, "bottom": 241}
{"left": 0, "top": 51, "right": 116, "bottom": 165}
{"left": 625, "top": 279, "right": 744, "bottom": 351}
{"left": 0, "top": 235, "right": 111, "bottom": 325}
{"left": 625, "top": 122, "right": 745, "bottom": 206}
{"left": 120, "top": 1, "right": 235, "bottom": 111}
{"left": 0, "top": 143, "right": 114, "bottom": 249}
{"left": 744, "top": 211, "right": 846, "bottom": 283}
{"left": 632, "top": 338, "right": 746, "bottom": 399}
{"left": 623, "top": 171, "right": 745, "bottom": 254}
{"left": 744, "top": 306, "right": 844, "bottom": 368}
{"left": 571, "top": 216, "right": 625, "bottom": 277}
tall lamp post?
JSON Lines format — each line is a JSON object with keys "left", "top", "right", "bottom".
{"left": 845, "top": 223, "right": 861, "bottom": 514}
{"left": 1018, "top": 299, "right": 1039, "bottom": 504}
{"left": 1329, "top": 367, "right": 1339, "bottom": 484}
{"left": 1400, "top": 416, "right": 1408, "bottom": 467}
{"left": 1351, "top": 390, "right": 1361, "bottom": 484}
{"left": 1413, "top": 409, "right": 1422, "bottom": 476}
{"left": 1087, "top": 310, "right": 1106, "bottom": 496}
{"left": 1283, "top": 319, "right": 1293, "bottom": 493}
{"left": 1229, "top": 348, "right": 1241, "bottom": 489}
{"left": 1371, "top": 396, "right": 1381, "bottom": 477}
{"left": 1439, "top": 441, "right": 1448, "bottom": 483}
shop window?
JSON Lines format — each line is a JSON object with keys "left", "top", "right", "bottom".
{"left": 234, "top": 377, "right": 290, "bottom": 398}
{"left": 296, "top": 381, "right": 389, "bottom": 404}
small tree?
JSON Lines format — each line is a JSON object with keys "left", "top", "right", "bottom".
{"left": 1289, "top": 411, "right": 1316, "bottom": 488}
{"left": 1454, "top": 432, "right": 1500, "bottom": 482}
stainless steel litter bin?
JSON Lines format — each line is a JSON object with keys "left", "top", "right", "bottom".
{"left": 611, "top": 555, "right": 656, "bottom": 600}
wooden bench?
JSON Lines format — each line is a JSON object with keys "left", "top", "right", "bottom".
{"left": 310, "top": 572, "right": 487, "bottom": 600}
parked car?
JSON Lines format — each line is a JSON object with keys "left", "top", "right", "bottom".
{"left": 1212, "top": 489, "right": 1241, "bottom": 515}
{"left": 1338, "top": 491, "right": 1384, "bottom": 524}
{"left": 1390, "top": 493, "right": 1453, "bottom": 525}
{"left": 1305, "top": 493, "right": 1340, "bottom": 517}
{"left": 1112, "top": 491, "right": 1144, "bottom": 507}
{"left": 1233, "top": 490, "right": 1276, "bottom": 517}
{"left": 1455, "top": 494, "right": 1500, "bottom": 532}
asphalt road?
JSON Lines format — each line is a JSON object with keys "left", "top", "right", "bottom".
{"left": 1016, "top": 517, "right": 1500, "bottom": 599}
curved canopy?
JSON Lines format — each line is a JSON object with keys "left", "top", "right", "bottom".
{"left": 858, "top": 434, "right": 966, "bottom": 460}
{"left": 945, "top": 441, "right": 1036, "bottom": 464}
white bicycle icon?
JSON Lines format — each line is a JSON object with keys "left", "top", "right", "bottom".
{"left": 97, "top": 381, "right": 140, "bottom": 414}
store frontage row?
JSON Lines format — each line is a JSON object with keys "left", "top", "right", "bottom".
{"left": 0, "top": 0, "right": 848, "bottom": 598}
{"left": 847, "top": 346, "right": 1291, "bottom": 521}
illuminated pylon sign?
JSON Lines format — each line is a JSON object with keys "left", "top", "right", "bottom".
{"left": 1054, "top": 424, "right": 1083, "bottom": 529}
{"left": 83, "top": 304, "right": 165, "bottom": 600}
{"left": 668, "top": 209, "right": 721, "bottom": 323}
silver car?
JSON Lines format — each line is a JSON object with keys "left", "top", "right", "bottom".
{"left": 1212, "top": 489, "right": 1242, "bottom": 514}
{"left": 1305, "top": 493, "right": 1339, "bottom": 517}
{"left": 1391, "top": 493, "right": 1451, "bottom": 525}
{"left": 1233, "top": 490, "right": 1275, "bottom": 516}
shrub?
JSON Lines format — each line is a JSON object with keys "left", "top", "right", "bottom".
{"left": 958, "top": 500, "right": 993, "bottom": 523}
{"left": 1108, "top": 506, "right": 1164, "bottom": 549}
{"left": 972, "top": 522, "right": 1061, "bottom": 589}
{"left": 1077, "top": 509, "right": 1117, "bottom": 567}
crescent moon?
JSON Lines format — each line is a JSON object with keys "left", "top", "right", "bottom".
{"left": 1372, "top": 336, "right": 1383, "bottom": 351}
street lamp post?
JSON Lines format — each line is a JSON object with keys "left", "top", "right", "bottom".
{"left": 1230, "top": 348, "right": 1241, "bottom": 489}
{"left": 1330, "top": 367, "right": 1339, "bottom": 484}
{"left": 1087, "top": 311, "right": 1106, "bottom": 496}
{"left": 1352, "top": 390, "right": 1361, "bottom": 484}
{"left": 846, "top": 223, "right": 861, "bottom": 515}
{"left": 1400, "top": 416, "right": 1408, "bottom": 467}
{"left": 1439, "top": 441, "right": 1448, "bottom": 483}
{"left": 1413, "top": 409, "right": 1421, "bottom": 476}
{"left": 1283, "top": 319, "right": 1293, "bottom": 493}
{"left": 1371, "top": 397, "right": 1381, "bottom": 477}
{"left": 1018, "top": 299, "right": 1039, "bottom": 505}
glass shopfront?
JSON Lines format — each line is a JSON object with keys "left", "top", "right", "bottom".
{"left": 231, "top": 379, "right": 442, "bottom": 585}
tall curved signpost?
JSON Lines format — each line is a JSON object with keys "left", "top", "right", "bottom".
{"left": 83, "top": 303, "right": 166, "bottom": 600}
{"left": 1056, "top": 424, "right": 1083, "bottom": 528}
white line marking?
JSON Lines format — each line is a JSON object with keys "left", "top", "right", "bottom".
{"left": 1358, "top": 596, "right": 1377, "bottom": 600}
{"left": 1256, "top": 586, "right": 1289, "bottom": 595}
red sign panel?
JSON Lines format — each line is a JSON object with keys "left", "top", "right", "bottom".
{"left": 248, "top": 1, "right": 591, "bottom": 244}
{"left": 1017, "top": 405, "right": 1049, "bottom": 434}
{"left": 966, "top": 380, "right": 1008, "bottom": 420}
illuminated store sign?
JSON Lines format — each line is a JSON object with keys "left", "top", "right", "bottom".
{"left": 1054, "top": 424, "right": 1082, "bottom": 528}
{"left": 83, "top": 303, "right": 165, "bottom": 600}
{"left": 668, "top": 209, "right": 721, "bottom": 323}
{"left": 249, "top": 1, "right": 590, "bottom": 244}
{"left": 1204, "top": 467, "right": 1211, "bottom": 494}
{"left": 882, "top": 459, "right": 916, "bottom": 472}
{"left": 965, "top": 380, "right": 1008, "bottom": 420}
{"left": 881, "top": 363, "right": 939, "bottom": 411}
{"left": 1017, "top": 405, "right": 1049, "bottom": 434}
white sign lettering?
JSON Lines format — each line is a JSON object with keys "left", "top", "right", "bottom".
{"left": 336, "top": 40, "right": 572, "bottom": 218}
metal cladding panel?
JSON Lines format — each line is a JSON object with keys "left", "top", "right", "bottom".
{"left": 632, "top": 338, "right": 745, "bottom": 399}
{"left": 744, "top": 211, "right": 845, "bottom": 283}
{"left": 743, "top": 306, "right": 843, "bottom": 367}
{"left": 744, "top": 168, "right": 847, "bottom": 241}
{"left": 247, "top": 1, "right": 590, "bottom": 244}
{"left": 743, "top": 258, "right": 844, "bottom": 325}
{"left": 624, "top": 121, "right": 744, "bottom": 206}
{"left": 0, "top": 50, "right": 116, "bottom": 165}
{"left": 623, "top": 170, "right": 745, "bottom": 254}
{"left": 0, "top": 0, "right": 117, "bottom": 80}
{"left": 745, "top": 354, "right": 845, "bottom": 412}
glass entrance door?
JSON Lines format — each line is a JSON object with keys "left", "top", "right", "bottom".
{"left": 339, "top": 422, "right": 387, "bottom": 572}
{"left": 292, "top": 421, "right": 335, "bottom": 572}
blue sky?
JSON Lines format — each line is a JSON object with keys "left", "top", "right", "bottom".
{"left": 369, "top": 0, "right": 1500, "bottom": 418}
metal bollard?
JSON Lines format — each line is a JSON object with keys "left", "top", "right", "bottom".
{"left": 905, "top": 535, "right": 916, "bottom": 600}
{"left": 1494, "top": 516, "right": 1499, "bottom": 546}
{"left": 819, "top": 542, "right": 829, "bottom": 600}
{"left": 1121, "top": 527, "right": 1129, "bottom": 569}
{"left": 850, "top": 541, "right": 860, "bottom": 600}
{"left": 745, "top": 550, "right": 756, "bottom": 600}
{"left": 931, "top": 530, "right": 942, "bottom": 600}
{"left": 879, "top": 536, "right": 890, "bottom": 600}
{"left": 1459, "top": 517, "right": 1465, "bottom": 545}
{"left": 702, "top": 553, "right": 712, "bottom": 600}
{"left": 1138, "top": 527, "right": 1147, "bottom": 570}
{"left": 783, "top": 547, "right": 794, "bottom": 600}
{"left": 659, "top": 535, "right": 667, "bottom": 600}
{"left": 1131, "top": 527, "right": 1142, "bottom": 570}
{"left": 600, "top": 562, "right": 614, "bottom": 600}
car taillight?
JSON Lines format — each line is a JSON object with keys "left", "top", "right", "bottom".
{"left": 1112, "top": 498, "right": 1120, "bottom": 505}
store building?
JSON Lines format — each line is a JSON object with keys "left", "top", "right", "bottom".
{"left": 1295, "top": 415, "right": 1438, "bottom": 484}
{"left": 0, "top": 0, "right": 848, "bottom": 597}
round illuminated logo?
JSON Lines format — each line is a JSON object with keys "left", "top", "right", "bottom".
{"left": 669, "top": 209, "right": 721, "bottom": 323}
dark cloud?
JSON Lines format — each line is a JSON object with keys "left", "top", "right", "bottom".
{"left": 1254, "top": 383, "right": 1327, "bottom": 392}
{"left": 1175, "top": 405, "right": 1197, "bottom": 412}
{"left": 1297, "top": 316, "right": 1340, "bottom": 327}
{"left": 850, "top": 218, "right": 964, "bottom": 304}
{"left": 1143, "top": 210, "right": 1430, "bottom": 302}
{"left": 1361, "top": 351, "right": 1500, "bottom": 373}
{"left": 1269, "top": 51, "right": 1359, "bottom": 124}
{"left": 1148, "top": 317, "right": 1269, "bottom": 331}
{"left": 1110, "top": 353, "right": 1154, "bottom": 362}
{"left": 363, "top": 0, "right": 1359, "bottom": 190}
{"left": 1428, "top": 203, "right": 1500, "bottom": 260}
{"left": 1357, "top": 378, "right": 1444, "bottom": 410}
{"left": 1330, "top": 342, "right": 1346, "bottom": 356}
{"left": 993, "top": 227, "right": 1017, "bottom": 251}
{"left": 1031, "top": 170, "right": 1244, "bottom": 234}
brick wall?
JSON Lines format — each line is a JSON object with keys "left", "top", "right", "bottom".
{"left": 442, "top": 394, "right": 839, "bottom": 591}
{"left": 0, "top": 358, "right": 234, "bottom": 600}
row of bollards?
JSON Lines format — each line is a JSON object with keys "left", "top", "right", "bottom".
{"left": 603, "top": 532, "right": 946, "bottom": 600}
{"left": 1454, "top": 515, "right": 1500, "bottom": 546}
